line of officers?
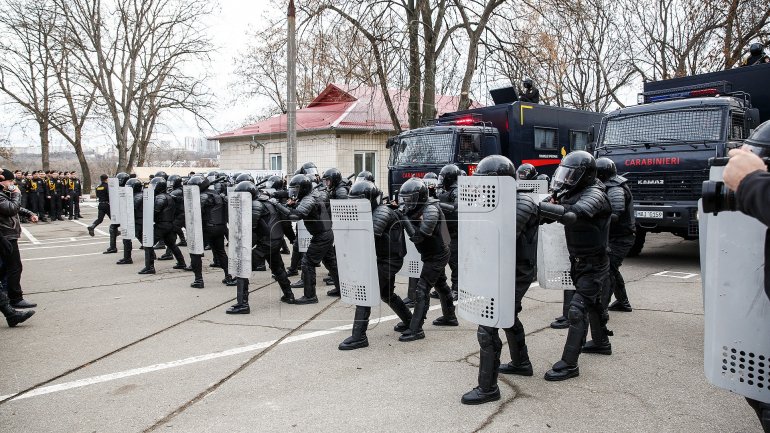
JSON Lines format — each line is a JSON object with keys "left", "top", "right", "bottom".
{"left": 13, "top": 170, "right": 83, "bottom": 222}
{"left": 86, "top": 151, "right": 636, "bottom": 406}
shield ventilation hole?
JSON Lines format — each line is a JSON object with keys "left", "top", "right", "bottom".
{"left": 459, "top": 184, "right": 497, "bottom": 209}
{"left": 721, "top": 346, "right": 770, "bottom": 391}
{"left": 332, "top": 204, "right": 359, "bottom": 221}
{"left": 341, "top": 282, "right": 368, "bottom": 302}
{"left": 545, "top": 270, "right": 573, "bottom": 289}
{"left": 459, "top": 289, "right": 496, "bottom": 320}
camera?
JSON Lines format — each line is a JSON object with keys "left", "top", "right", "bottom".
{"left": 702, "top": 155, "right": 770, "bottom": 214}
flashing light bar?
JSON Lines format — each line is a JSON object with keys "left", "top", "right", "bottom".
{"left": 645, "top": 88, "right": 720, "bottom": 103}
{"left": 436, "top": 113, "right": 483, "bottom": 126}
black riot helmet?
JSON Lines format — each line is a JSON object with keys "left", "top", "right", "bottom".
{"left": 349, "top": 181, "right": 380, "bottom": 211}
{"left": 750, "top": 43, "right": 764, "bottom": 56}
{"left": 474, "top": 155, "right": 516, "bottom": 177}
{"left": 744, "top": 120, "right": 770, "bottom": 158}
{"left": 168, "top": 174, "right": 182, "bottom": 189}
{"left": 155, "top": 170, "right": 168, "bottom": 180}
{"left": 595, "top": 157, "right": 618, "bottom": 182}
{"left": 265, "top": 175, "right": 284, "bottom": 190}
{"left": 235, "top": 173, "right": 254, "bottom": 183}
{"left": 516, "top": 163, "right": 538, "bottom": 180}
{"left": 423, "top": 172, "right": 438, "bottom": 189}
{"left": 186, "top": 174, "right": 211, "bottom": 192}
{"left": 293, "top": 168, "right": 303, "bottom": 175}
{"left": 149, "top": 176, "right": 167, "bottom": 194}
{"left": 126, "top": 178, "right": 143, "bottom": 193}
{"left": 551, "top": 150, "right": 597, "bottom": 193}
{"left": 234, "top": 180, "right": 258, "bottom": 199}
{"left": 356, "top": 170, "right": 375, "bottom": 183}
{"left": 206, "top": 171, "right": 219, "bottom": 182}
{"left": 116, "top": 172, "right": 130, "bottom": 187}
{"left": 288, "top": 174, "right": 312, "bottom": 200}
{"left": 398, "top": 177, "right": 428, "bottom": 215}
{"left": 300, "top": 162, "right": 319, "bottom": 177}
{"left": 321, "top": 168, "right": 342, "bottom": 189}
{"left": 523, "top": 78, "right": 533, "bottom": 89}
{"left": 438, "top": 164, "right": 461, "bottom": 189}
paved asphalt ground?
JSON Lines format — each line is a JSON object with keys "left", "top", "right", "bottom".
{"left": 0, "top": 202, "right": 761, "bottom": 433}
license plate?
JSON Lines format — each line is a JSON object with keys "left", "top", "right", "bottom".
{"left": 636, "top": 210, "right": 663, "bottom": 219}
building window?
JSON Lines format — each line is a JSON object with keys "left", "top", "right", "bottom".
{"left": 270, "top": 153, "right": 282, "bottom": 170}
{"left": 354, "top": 151, "right": 376, "bottom": 178}
{"left": 570, "top": 130, "right": 589, "bottom": 151}
{"left": 534, "top": 127, "right": 558, "bottom": 151}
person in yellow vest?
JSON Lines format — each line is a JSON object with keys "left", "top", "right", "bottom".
{"left": 46, "top": 171, "right": 65, "bottom": 221}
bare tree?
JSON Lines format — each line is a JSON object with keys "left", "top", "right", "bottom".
{"left": 56, "top": 0, "right": 214, "bottom": 172}
{"left": 0, "top": 0, "right": 57, "bottom": 170}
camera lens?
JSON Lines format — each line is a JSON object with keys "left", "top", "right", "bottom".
{"left": 702, "top": 180, "right": 736, "bottom": 214}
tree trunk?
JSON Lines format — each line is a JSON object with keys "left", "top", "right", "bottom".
{"left": 458, "top": 36, "right": 479, "bottom": 111}
{"left": 38, "top": 118, "right": 50, "bottom": 171}
{"left": 73, "top": 128, "right": 91, "bottom": 195}
{"left": 406, "top": 0, "right": 422, "bottom": 129}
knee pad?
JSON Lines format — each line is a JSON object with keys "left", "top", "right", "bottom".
{"left": 477, "top": 326, "right": 501, "bottom": 349}
{"left": 567, "top": 304, "right": 585, "bottom": 325}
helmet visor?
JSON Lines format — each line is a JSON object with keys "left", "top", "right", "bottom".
{"left": 288, "top": 185, "right": 299, "bottom": 200}
{"left": 423, "top": 177, "right": 438, "bottom": 188}
{"left": 304, "top": 167, "right": 318, "bottom": 176}
{"left": 551, "top": 166, "right": 584, "bottom": 191}
{"left": 398, "top": 191, "right": 420, "bottom": 213}
{"left": 323, "top": 178, "right": 332, "bottom": 188}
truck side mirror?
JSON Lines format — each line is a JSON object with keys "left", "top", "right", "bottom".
{"left": 386, "top": 136, "right": 397, "bottom": 148}
{"left": 589, "top": 124, "right": 597, "bottom": 143}
{"left": 747, "top": 108, "right": 761, "bottom": 129}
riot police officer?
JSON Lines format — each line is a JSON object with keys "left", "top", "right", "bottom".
{"left": 393, "top": 177, "right": 457, "bottom": 342}
{"left": 423, "top": 172, "right": 439, "bottom": 198}
{"left": 321, "top": 168, "right": 350, "bottom": 200}
{"left": 89, "top": 174, "right": 110, "bottom": 237}
{"left": 461, "top": 155, "right": 540, "bottom": 405}
{"left": 519, "top": 78, "right": 540, "bottom": 103}
{"left": 186, "top": 175, "right": 235, "bottom": 289}
{"left": 436, "top": 164, "right": 461, "bottom": 301}
{"left": 596, "top": 157, "right": 636, "bottom": 312}
{"left": 158, "top": 175, "right": 187, "bottom": 259}
{"left": 539, "top": 151, "right": 612, "bottom": 381}
{"left": 338, "top": 181, "right": 414, "bottom": 350}
{"left": 117, "top": 178, "right": 144, "bottom": 265}
{"left": 105, "top": 172, "right": 130, "bottom": 254}
{"left": 355, "top": 170, "right": 374, "bottom": 184}
{"left": 273, "top": 174, "right": 340, "bottom": 304}
{"left": 138, "top": 177, "right": 186, "bottom": 274}
{"left": 743, "top": 42, "right": 770, "bottom": 66}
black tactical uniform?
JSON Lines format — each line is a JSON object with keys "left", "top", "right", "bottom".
{"left": 519, "top": 79, "right": 540, "bottom": 103}
{"left": 274, "top": 174, "right": 340, "bottom": 305}
{"left": 394, "top": 177, "right": 457, "bottom": 342}
{"left": 46, "top": 176, "right": 65, "bottom": 221}
{"left": 69, "top": 175, "right": 83, "bottom": 219}
{"left": 158, "top": 175, "right": 186, "bottom": 259}
{"left": 742, "top": 43, "right": 770, "bottom": 67}
{"left": 437, "top": 164, "right": 461, "bottom": 300}
{"left": 117, "top": 178, "right": 144, "bottom": 265}
{"left": 138, "top": 177, "right": 186, "bottom": 274}
{"left": 105, "top": 173, "right": 130, "bottom": 254}
{"left": 35, "top": 176, "right": 47, "bottom": 221}
{"left": 88, "top": 176, "right": 110, "bottom": 236}
{"left": 188, "top": 176, "right": 234, "bottom": 288}
{"left": 540, "top": 151, "right": 613, "bottom": 381}
{"left": 321, "top": 168, "right": 350, "bottom": 295}
{"left": 338, "top": 181, "right": 414, "bottom": 350}
{"left": 597, "top": 158, "right": 636, "bottom": 312}
{"left": 461, "top": 155, "right": 540, "bottom": 405}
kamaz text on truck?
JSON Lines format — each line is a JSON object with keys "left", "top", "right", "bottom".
{"left": 595, "top": 63, "right": 769, "bottom": 256}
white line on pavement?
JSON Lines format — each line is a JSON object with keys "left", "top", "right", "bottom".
{"left": 22, "top": 252, "right": 103, "bottom": 262}
{"left": 69, "top": 218, "right": 108, "bottom": 236}
{"left": 20, "top": 226, "right": 41, "bottom": 245}
{"left": 20, "top": 242, "right": 106, "bottom": 251}
{"left": 19, "top": 235, "right": 108, "bottom": 246}
{"left": 0, "top": 305, "right": 442, "bottom": 402}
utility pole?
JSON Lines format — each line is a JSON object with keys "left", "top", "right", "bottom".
{"left": 286, "top": 0, "right": 297, "bottom": 174}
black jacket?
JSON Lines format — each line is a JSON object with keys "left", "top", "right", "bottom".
{"left": 0, "top": 189, "right": 34, "bottom": 240}
{"left": 737, "top": 170, "right": 770, "bottom": 299}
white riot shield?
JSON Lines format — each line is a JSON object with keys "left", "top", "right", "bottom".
{"left": 227, "top": 191, "right": 252, "bottom": 278}
{"left": 457, "top": 175, "right": 517, "bottom": 328}
{"left": 396, "top": 238, "right": 422, "bottom": 278}
{"left": 330, "top": 199, "right": 380, "bottom": 307}
{"left": 142, "top": 187, "right": 154, "bottom": 247}
{"left": 119, "top": 186, "right": 135, "bottom": 239}
{"left": 108, "top": 178, "right": 120, "bottom": 222}
{"left": 537, "top": 223, "right": 574, "bottom": 290}
{"left": 297, "top": 221, "right": 312, "bottom": 253}
{"left": 701, "top": 166, "right": 770, "bottom": 403}
{"left": 183, "top": 185, "right": 204, "bottom": 255}
{"left": 517, "top": 180, "right": 548, "bottom": 195}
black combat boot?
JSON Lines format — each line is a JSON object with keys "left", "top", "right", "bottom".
{"left": 500, "top": 320, "right": 533, "bottom": 376}
{"left": 158, "top": 247, "right": 173, "bottom": 261}
{"left": 462, "top": 326, "right": 502, "bottom": 405}
{"left": 545, "top": 303, "right": 586, "bottom": 381}
{"left": 190, "top": 254, "right": 204, "bottom": 288}
{"left": 399, "top": 287, "right": 428, "bottom": 342}
{"left": 222, "top": 274, "right": 237, "bottom": 286}
{"left": 138, "top": 249, "right": 156, "bottom": 274}
{"left": 88, "top": 225, "right": 95, "bottom": 237}
{"left": 582, "top": 304, "right": 612, "bottom": 355}
{"left": 1, "top": 303, "right": 35, "bottom": 327}
{"left": 402, "top": 277, "right": 418, "bottom": 308}
{"left": 339, "top": 306, "right": 370, "bottom": 350}
{"left": 226, "top": 279, "right": 250, "bottom": 314}
{"left": 386, "top": 294, "right": 413, "bottom": 331}
{"left": 432, "top": 286, "right": 458, "bottom": 326}
{"left": 285, "top": 267, "right": 298, "bottom": 277}
{"left": 116, "top": 240, "right": 133, "bottom": 264}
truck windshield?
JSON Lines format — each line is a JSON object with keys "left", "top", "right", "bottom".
{"left": 601, "top": 108, "right": 724, "bottom": 147}
{"left": 390, "top": 132, "right": 454, "bottom": 166}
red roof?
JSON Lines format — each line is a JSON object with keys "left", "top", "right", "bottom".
{"left": 211, "top": 84, "right": 477, "bottom": 140}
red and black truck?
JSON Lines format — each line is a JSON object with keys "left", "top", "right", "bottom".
{"left": 595, "top": 63, "right": 769, "bottom": 255}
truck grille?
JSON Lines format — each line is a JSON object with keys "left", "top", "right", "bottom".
{"left": 625, "top": 170, "right": 708, "bottom": 202}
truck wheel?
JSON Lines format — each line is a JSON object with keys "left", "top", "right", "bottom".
{"left": 628, "top": 229, "right": 646, "bottom": 257}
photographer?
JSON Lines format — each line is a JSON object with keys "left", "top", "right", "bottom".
{"left": 722, "top": 120, "right": 770, "bottom": 431}
{"left": 0, "top": 168, "right": 38, "bottom": 310}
